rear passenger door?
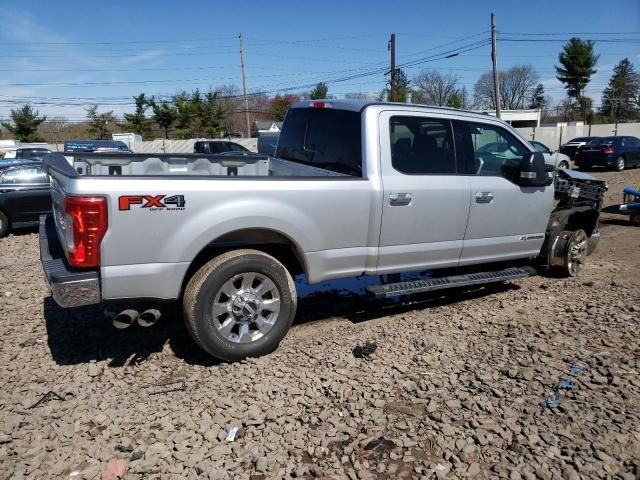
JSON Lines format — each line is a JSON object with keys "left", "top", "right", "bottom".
{"left": 377, "top": 112, "right": 471, "bottom": 273}
{"left": 455, "top": 121, "right": 554, "bottom": 265}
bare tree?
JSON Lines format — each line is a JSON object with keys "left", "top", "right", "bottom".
{"left": 474, "top": 65, "right": 539, "bottom": 110}
{"left": 412, "top": 71, "right": 461, "bottom": 106}
{"left": 38, "top": 117, "right": 68, "bottom": 148}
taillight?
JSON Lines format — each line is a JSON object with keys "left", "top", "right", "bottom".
{"left": 575, "top": 146, "right": 582, "bottom": 155}
{"left": 602, "top": 146, "right": 614, "bottom": 154}
{"left": 64, "top": 196, "right": 107, "bottom": 268}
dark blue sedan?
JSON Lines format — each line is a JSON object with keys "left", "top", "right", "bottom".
{"left": 574, "top": 136, "right": 640, "bottom": 171}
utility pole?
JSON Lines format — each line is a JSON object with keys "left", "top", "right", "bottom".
{"left": 491, "top": 13, "right": 501, "bottom": 119}
{"left": 239, "top": 33, "right": 250, "bottom": 138}
{"left": 389, "top": 33, "right": 396, "bottom": 102}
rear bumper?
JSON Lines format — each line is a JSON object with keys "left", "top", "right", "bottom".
{"left": 39, "top": 215, "right": 101, "bottom": 308}
{"left": 575, "top": 154, "right": 616, "bottom": 168}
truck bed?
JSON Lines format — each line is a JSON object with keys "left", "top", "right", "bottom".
{"left": 47, "top": 152, "right": 346, "bottom": 178}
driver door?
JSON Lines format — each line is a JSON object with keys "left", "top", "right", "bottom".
{"left": 457, "top": 121, "right": 554, "bottom": 265}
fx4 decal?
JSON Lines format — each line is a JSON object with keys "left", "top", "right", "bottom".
{"left": 119, "top": 195, "right": 186, "bottom": 211}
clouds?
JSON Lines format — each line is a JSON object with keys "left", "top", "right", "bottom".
{"left": 0, "top": 7, "right": 163, "bottom": 120}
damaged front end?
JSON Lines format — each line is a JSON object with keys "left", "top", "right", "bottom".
{"left": 540, "top": 169, "right": 607, "bottom": 275}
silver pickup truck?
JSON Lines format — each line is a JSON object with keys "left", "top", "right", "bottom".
{"left": 40, "top": 100, "right": 606, "bottom": 361}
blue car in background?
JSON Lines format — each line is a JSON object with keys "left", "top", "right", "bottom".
{"left": 574, "top": 136, "right": 640, "bottom": 171}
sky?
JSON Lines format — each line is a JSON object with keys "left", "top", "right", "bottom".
{"left": 0, "top": 0, "right": 639, "bottom": 123}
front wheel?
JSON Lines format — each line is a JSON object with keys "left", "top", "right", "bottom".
{"left": 614, "top": 156, "right": 626, "bottom": 171}
{"left": 183, "top": 249, "right": 297, "bottom": 362}
{"left": 563, "top": 229, "right": 588, "bottom": 277}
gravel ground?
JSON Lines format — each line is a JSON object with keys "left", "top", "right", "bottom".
{"left": 1, "top": 169, "right": 639, "bottom": 480}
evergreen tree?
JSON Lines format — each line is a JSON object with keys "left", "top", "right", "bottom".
{"left": 387, "top": 68, "right": 409, "bottom": 102}
{"left": 529, "top": 84, "right": 547, "bottom": 110}
{"left": 123, "top": 93, "right": 153, "bottom": 139}
{"left": 86, "top": 105, "right": 117, "bottom": 140}
{"left": 270, "top": 95, "right": 300, "bottom": 122}
{"left": 1, "top": 104, "right": 46, "bottom": 142}
{"left": 555, "top": 38, "right": 598, "bottom": 117}
{"left": 309, "top": 82, "right": 329, "bottom": 100}
{"left": 150, "top": 99, "right": 178, "bottom": 139}
{"left": 600, "top": 58, "right": 640, "bottom": 120}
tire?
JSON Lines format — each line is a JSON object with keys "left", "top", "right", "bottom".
{"left": 0, "top": 211, "right": 9, "bottom": 238}
{"left": 614, "top": 156, "right": 626, "bottom": 171}
{"left": 558, "top": 161, "right": 569, "bottom": 170}
{"left": 183, "top": 249, "right": 297, "bottom": 362}
{"left": 631, "top": 213, "right": 640, "bottom": 226}
{"left": 562, "top": 229, "right": 588, "bottom": 277}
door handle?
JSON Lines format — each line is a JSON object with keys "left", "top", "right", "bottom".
{"left": 389, "top": 192, "right": 412, "bottom": 206}
{"left": 474, "top": 192, "right": 494, "bottom": 204}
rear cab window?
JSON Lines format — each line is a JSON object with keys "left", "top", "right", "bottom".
{"left": 275, "top": 107, "right": 362, "bottom": 176}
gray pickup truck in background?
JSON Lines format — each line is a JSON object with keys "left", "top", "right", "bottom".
{"left": 40, "top": 100, "right": 606, "bottom": 361}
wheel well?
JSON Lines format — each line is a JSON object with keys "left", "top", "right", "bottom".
{"left": 565, "top": 209, "right": 599, "bottom": 236}
{"left": 180, "top": 229, "right": 306, "bottom": 298}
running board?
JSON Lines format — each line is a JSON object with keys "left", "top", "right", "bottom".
{"left": 366, "top": 266, "right": 538, "bottom": 299}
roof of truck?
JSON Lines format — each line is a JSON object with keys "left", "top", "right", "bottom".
{"left": 290, "top": 99, "right": 505, "bottom": 123}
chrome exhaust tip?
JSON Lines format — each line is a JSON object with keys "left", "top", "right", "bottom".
{"left": 137, "top": 309, "right": 161, "bottom": 328}
{"left": 112, "top": 309, "right": 139, "bottom": 329}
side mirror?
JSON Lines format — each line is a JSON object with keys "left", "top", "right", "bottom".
{"left": 519, "top": 152, "right": 548, "bottom": 187}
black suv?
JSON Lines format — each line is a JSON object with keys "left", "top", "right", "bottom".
{"left": 194, "top": 141, "right": 250, "bottom": 154}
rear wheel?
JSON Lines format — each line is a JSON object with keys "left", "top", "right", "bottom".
{"left": 0, "top": 211, "right": 9, "bottom": 238}
{"left": 614, "top": 156, "right": 626, "bottom": 171}
{"left": 183, "top": 249, "right": 297, "bottom": 362}
{"left": 558, "top": 160, "right": 569, "bottom": 170}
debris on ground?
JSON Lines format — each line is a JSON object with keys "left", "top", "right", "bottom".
{"left": 100, "top": 457, "right": 128, "bottom": 480}
{"left": 28, "top": 390, "right": 65, "bottom": 409}
{"left": 225, "top": 426, "right": 239, "bottom": 442}
{"left": 143, "top": 378, "right": 186, "bottom": 395}
{"left": 352, "top": 341, "right": 378, "bottom": 359}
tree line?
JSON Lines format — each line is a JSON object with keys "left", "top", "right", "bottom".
{"left": 2, "top": 37, "right": 639, "bottom": 143}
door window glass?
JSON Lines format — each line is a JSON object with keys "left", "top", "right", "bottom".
{"left": 389, "top": 116, "right": 455, "bottom": 174}
{"left": 468, "top": 123, "right": 527, "bottom": 182}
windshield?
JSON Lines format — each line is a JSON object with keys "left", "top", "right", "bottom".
{"left": 585, "top": 137, "right": 603, "bottom": 146}
{"left": 569, "top": 137, "right": 591, "bottom": 143}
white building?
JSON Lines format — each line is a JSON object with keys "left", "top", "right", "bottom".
{"left": 477, "top": 109, "right": 541, "bottom": 128}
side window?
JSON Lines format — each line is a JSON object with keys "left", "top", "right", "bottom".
{"left": 275, "top": 108, "right": 362, "bottom": 176}
{"left": 389, "top": 116, "right": 455, "bottom": 174}
{"left": 468, "top": 122, "right": 527, "bottom": 182}
{"left": 1, "top": 167, "right": 47, "bottom": 185}
{"left": 531, "top": 142, "right": 550, "bottom": 154}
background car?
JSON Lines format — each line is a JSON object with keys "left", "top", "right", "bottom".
{"left": 194, "top": 140, "right": 251, "bottom": 154}
{"left": 529, "top": 140, "right": 572, "bottom": 169}
{"left": 574, "top": 136, "right": 640, "bottom": 171}
{"left": 0, "top": 160, "right": 51, "bottom": 237}
{"left": 559, "top": 137, "right": 600, "bottom": 159}
{"left": 15, "top": 147, "right": 53, "bottom": 160}
{"left": 257, "top": 132, "right": 280, "bottom": 155}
